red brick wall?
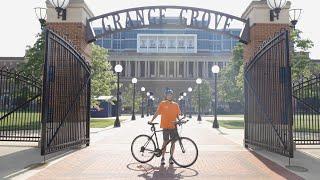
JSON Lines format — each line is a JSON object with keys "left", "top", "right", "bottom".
{"left": 46, "top": 23, "right": 92, "bottom": 61}
{"left": 244, "top": 23, "right": 290, "bottom": 63}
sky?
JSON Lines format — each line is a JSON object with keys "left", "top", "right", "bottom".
{"left": 0, "top": 0, "right": 318, "bottom": 59}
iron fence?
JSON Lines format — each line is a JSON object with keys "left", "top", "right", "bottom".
{"left": 41, "top": 29, "right": 91, "bottom": 155}
{"left": 292, "top": 76, "right": 320, "bottom": 145}
{"left": 244, "top": 30, "right": 294, "bottom": 158}
{"left": 0, "top": 68, "right": 42, "bottom": 142}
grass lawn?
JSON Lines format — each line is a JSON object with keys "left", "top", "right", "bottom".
{"left": 0, "top": 112, "right": 41, "bottom": 131}
{"left": 90, "top": 118, "right": 127, "bottom": 128}
{"left": 209, "top": 118, "right": 320, "bottom": 133}
{"left": 218, "top": 114, "right": 244, "bottom": 118}
{"left": 0, "top": 110, "right": 127, "bottom": 130}
{"left": 219, "top": 120, "right": 244, "bottom": 129}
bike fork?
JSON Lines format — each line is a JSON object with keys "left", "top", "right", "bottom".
{"left": 179, "top": 139, "right": 185, "bottom": 153}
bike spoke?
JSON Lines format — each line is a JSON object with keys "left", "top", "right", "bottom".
{"left": 171, "top": 137, "right": 198, "bottom": 168}
{"left": 131, "top": 135, "right": 156, "bottom": 163}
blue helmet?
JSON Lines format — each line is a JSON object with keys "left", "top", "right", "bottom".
{"left": 165, "top": 88, "right": 174, "bottom": 95}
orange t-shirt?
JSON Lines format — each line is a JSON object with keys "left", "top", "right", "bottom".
{"left": 157, "top": 100, "right": 181, "bottom": 129}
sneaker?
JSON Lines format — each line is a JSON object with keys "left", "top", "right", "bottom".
{"left": 161, "top": 157, "right": 165, "bottom": 165}
{"left": 169, "top": 158, "right": 174, "bottom": 165}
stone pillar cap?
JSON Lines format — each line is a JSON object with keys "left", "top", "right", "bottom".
{"left": 242, "top": 0, "right": 291, "bottom": 26}
{"left": 46, "top": 0, "right": 94, "bottom": 24}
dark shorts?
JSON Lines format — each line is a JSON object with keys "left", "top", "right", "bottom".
{"left": 163, "top": 128, "right": 178, "bottom": 141}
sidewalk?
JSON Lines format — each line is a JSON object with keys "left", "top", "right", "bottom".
{"left": 8, "top": 116, "right": 305, "bottom": 180}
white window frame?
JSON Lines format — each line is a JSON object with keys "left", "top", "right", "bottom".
{"left": 137, "top": 34, "right": 197, "bottom": 53}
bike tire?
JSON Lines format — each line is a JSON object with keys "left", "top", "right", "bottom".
{"left": 170, "top": 137, "right": 198, "bottom": 168}
{"left": 131, "top": 134, "right": 156, "bottom": 163}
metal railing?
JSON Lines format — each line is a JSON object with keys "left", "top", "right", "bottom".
{"left": 0, "top": 68, "right": 42, "bottom": 142}
{"left": 292, "top": 76, "right": 320, "bottom": 145}
{"left": 244, "top": 30, "right": 294, "bottom": 158}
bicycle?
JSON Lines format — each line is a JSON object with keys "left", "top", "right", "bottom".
{"left": 130, "top": 118, "right": 198, "bottom": 168}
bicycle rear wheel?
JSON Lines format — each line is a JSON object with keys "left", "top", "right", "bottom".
{"left": 170, "top": 137, "right": 198, "bottom": 168}
{"left": 131, "top": 135, "right": 156, "bottom": 163}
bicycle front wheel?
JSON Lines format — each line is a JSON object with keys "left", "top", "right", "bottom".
{"left": 131, "top": 134, "right": 156, "bottom": 163}
{"left": 170, "top": 137, "right": 198, "bottom": 168}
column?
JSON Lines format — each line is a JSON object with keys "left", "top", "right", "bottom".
{"left": 195, "top": 60, "right": 198, "bottom": 77}
{"left": 154, "top": 61, "right": 160, "bottom": 77}
{"left": 183, "top": 61, "right": 189, "bottom": 78}
{"left": 137, "top": 61, "right": 140, "bottom": 78}
{"left": 125, "top": 61, "right": 128, "bottom": 77}
{"left": 174, "top": 61, "right": 177, "bottom": 78}
{"left": 147, "top": 61, "right": 150, "bottom": 77}
{"left": 135, "top": 61, "right": 138, "bottom": 77}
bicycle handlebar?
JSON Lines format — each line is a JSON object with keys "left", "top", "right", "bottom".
{"left": 174, "top": 120, "right": 189, "bottom": 126}
{"left": 148, "top": 122, "right": 159, "bottom": 125}
{"left": 147, "top": 119, "right": 189, "bottom": 126}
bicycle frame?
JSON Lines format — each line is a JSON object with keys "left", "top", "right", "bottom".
{"left": 144, "top": 124, "right": 182, "bottom": 154}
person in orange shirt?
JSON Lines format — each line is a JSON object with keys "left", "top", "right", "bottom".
{"left": 148, "top": 88, "right": 181, "bottom": 165}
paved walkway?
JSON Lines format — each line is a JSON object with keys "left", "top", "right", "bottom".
{"left": 14, "top": 117, "right": 302, "bottom": 180}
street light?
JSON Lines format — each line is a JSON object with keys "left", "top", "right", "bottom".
{"left": 289, "top": 9, "right": 302, "bottom": 29}
{"left": 183, "top": 92, "right": 187, "bottom": 115}
{"left": 146, "top": 92, "right": 151, "bottom": 116}
{"left": 34, "top": 7, "right": 47, "bottom": 29}
{"left": 267, "top": 0, "right": 287, "bottom": 21}
{"left": 188, "top": 87, "right": 193, "bottom": 118}
{"left": 211, "top": 65, "right": 220, "bottom": 128}
{"left": 196, "top": 78, "right": 202, "bottom": 121}
{"left": 48, "top": 0, "right": 70, "bottom": 20}
{"left": 114, "top": 64, "right": 123, "bottom": 127}
{"left": 131, "top": 78, "right": 137, "bottom": 120}
{"left": 150, "top": 96, "right": 155, "bottom": 115}
{"left": 141, "top": 87, "right": 145, "bottom": 118}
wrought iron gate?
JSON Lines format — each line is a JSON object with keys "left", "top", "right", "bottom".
{"left": 292, "top": 76, "right": 320, "bottom": 145}
{"left": 244, "top": 30, "right": 294, "bottom": 158}
{"left": 0, "top": 68, "right": 42, "bottom": 142}
{"left": 41, "top": 29, "right": 91, "bottom": 155}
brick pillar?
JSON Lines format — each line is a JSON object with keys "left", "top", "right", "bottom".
{"left": 242, "top": 0, "right": 291, "bottom": 62}
{"left": 46, "top": 0, "right": 94, "bottom": 61}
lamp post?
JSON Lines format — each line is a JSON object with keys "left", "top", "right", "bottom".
{"left": 151, "top": 96, "right": 155, "bottom": 115}
{"left": 266, "top": 0, "right": 287, "bottom": 21}
{"left": 196, "top": 78, "right": 202, "bottom": 121}
{"left": 131, "top": 78, "right": 137, "bottom": 120}
{"left": 141, "top": 87, "right": 145, "bottom": 118}
{"left": 146, "top": 92, "right": 150, "bottom": 116}
{"left": 114, "top": 64, "right": 123, "bottom": 127}
{"left": 183, "top": 92, "right": 187, "bottom": 116}
{"left": 289, "top": 9, "right": 302, "bottom": 29}
{"left": 48, "top": 0, "right": 70, "bottom": 20}
{"left": 188, "top": 87, "right": 193, "bottom": 118}
{"left": 212, "top": 65, "right": 220, "bottom": 128}
{"left": 34, "top": 7, "right": 47, "bottom": 29}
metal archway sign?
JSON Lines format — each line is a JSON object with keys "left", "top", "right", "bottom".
{"left": 86, "top": 6, "right": 250, "bottom": 44}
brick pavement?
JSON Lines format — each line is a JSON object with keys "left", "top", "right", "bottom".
{"left": 26, "top": 117, "right": 302, "bottom": 180}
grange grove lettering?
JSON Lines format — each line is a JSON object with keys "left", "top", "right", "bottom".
{"left": 86, "top": 6, "right": 249, "bottom": 44}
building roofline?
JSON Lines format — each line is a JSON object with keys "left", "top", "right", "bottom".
{"left": 0, "top": 57, "right": 25, "bottom": 61}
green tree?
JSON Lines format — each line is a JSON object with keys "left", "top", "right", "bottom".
{"left": 192, "top": 80, "right": 212, "bottom": 113}
{"left": 91, "top": 44, "right": 116, "bottom": 106}
{"left": 18, "top": 33, "right": 45, "bottom": 79}
{"left": 121, "top": 84, "right": 142, "bottom": 112}
{"left": 218, "top": 44, "right": 244, "bottom": 105}
{"left": 291, "top": 29, "right": 320, "bottom": 81}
